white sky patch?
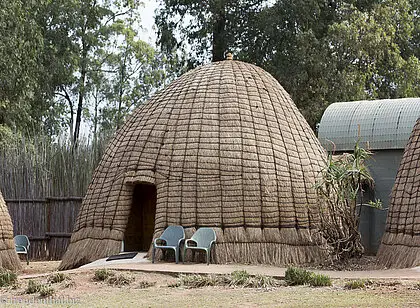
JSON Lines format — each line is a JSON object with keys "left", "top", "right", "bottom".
{"left": 138, "top": 0, "right": 159, "bottom": 45}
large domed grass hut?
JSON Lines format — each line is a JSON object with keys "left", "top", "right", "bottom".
{"left": 59, "top": 59, "right": 328, "bottom": 270}
{"left": 0, "top": 190, "right": 22, "bottom": 271}
{"left": 377, "top": 117, "right": 420, "bottom": 268}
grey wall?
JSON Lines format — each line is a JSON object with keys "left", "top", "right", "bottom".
{"left": 359, "top": 149, "right": 403, "bottom": 255}
{"left": 366, "top": 149, "right": 403, "bottom": 210}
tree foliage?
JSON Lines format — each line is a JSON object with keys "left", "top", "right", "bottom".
{"left": 0, "top": 0, "right": 174, "bottom": 144}
{"left": 155, "top": 0, "right": 267, "bottom": 66}
{"left": 0, "top": 0, "right": 48, "bottom": 138}
{"left": 156, "top": 0, "right": 420, "bottom": 128}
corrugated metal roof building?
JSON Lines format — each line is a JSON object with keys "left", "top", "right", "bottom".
{"left": 318, "top": 98, "right": 420, "bottom": 254}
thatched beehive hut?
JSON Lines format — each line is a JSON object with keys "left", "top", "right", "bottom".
{"left": 60, "top": 59, "right": 328, "bottom": 270}
{"left": 377, "top": 117, "right": 420, "bottom": 268}
{"left": 0, "top": 190, "right": 22, "bottom": 271}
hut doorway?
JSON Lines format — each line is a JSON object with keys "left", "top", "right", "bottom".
{"left": 124, "top": 183, "right": 156, "bottom": 252}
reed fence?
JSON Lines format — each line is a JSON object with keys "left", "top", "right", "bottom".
{"left": 0, "top": 135, "right": 108, "bottom": 260}
{"left": 5, "top": 197, "right": 82, "bottom": 260}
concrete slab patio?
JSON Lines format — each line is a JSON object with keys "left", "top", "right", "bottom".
{"left": 72, "top": 252, "right": 420, "bottom": 280}
{"left": 18, "top": 253, "right": 420, "bottom": 280}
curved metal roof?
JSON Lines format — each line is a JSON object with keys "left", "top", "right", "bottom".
{"left": 318, "top": 98, "right": 420, "bottom": 151}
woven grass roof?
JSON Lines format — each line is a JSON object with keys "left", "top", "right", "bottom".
{"left": 377, "top": 117, "right": 420, "bottom": 268}
{"left": 60, "top": 60, "right": 328, "bottom": 270}
{"left": 0, "top": 190, "right": 21, "bottom": 271}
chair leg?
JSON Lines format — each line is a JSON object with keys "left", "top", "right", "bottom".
{"left": 175, "top": 248, "right": 179, "bottom": 264}
{"left": 152, "top": 246, "right": 156, "bottom": 263}
{"left": 183, "top": 247, "right": 186, "bottom": 264}
{"left": 26, "top": 254, "right": 29, "bottom": 265}
{"left": 206, "top": 249, "right": 210, "bottom": 265}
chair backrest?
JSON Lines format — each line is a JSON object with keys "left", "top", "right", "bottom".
{"left": 14, "top": 235, "right": 30, "bottom": 249}
{"left": 160, "top": 225, "right": 185, "bottom": 246}
{"left": 191, "top": 228, "right": 216, "bottom": 248}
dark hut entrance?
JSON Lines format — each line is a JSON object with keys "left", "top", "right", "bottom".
{"left": 124, "top": 183, "right": 156, "bottom": 252}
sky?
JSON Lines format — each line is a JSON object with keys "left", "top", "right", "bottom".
{"left": 139, "top": 1, "right": 159, "bottom": 45}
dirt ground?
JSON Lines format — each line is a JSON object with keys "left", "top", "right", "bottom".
{"left": 0, "top": 260, "right": 417, "bottom": 307}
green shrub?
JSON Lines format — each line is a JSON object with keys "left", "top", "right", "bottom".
{"left": 285, "top": 267, "right": 332, "bottom": 287}
{"left": 39, "top": 285, "right": 55, "bottom": 297}
{"left": 48, "top": 272, "right": 68, "bottom": 284}
{"left": 26, "top": 280, "right": 42, "bottom": 294}
{"left": 284, "top": 267, "right": 313, "bottom": 286}
{"left": 0, "top": 270, "right": 17, "bottom": 287}
{"left": 107, "top": 273, "right": 134, "bottom": 286}
{"left": 309, "top": 273, "right": 332, "bottom": 287}
{"left": 93, "top": 269, "right": 115, "bottom": 281}
{"left": 229, "top": 270, "right": 250, "bottom": 286}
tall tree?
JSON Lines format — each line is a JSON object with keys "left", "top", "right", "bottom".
{"left": 155, "top": 0, "right": 266, "bottom": 65}
{"left": 0, "top": 0, "right": 49, "bottom": 139}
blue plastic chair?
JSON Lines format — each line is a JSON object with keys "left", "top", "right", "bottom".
{"left": 14, "top": 235, "right": 30, "bottom": 265}
{"left": 183, "top": 228, "right": 216, "bottom": 265}
{"left": 152, "top": 226, "right": 185, "bottom": 264}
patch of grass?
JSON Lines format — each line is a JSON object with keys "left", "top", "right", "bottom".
{"left": 107, "top": 273, "right": 134, "bottom": 286}
{"left": 344, "top": 279, "right": 372, "bottom": 289}
{"left": 173, "top": 271, "right": 280, "bottom": 289}
{"left": 309, "top": 273, "right": 332, "bottom": 287}
{"left": 284, "top": 267, "right": 313, "bottom": 286}
{"left": 176, "top": 274, "right": 222, "bottom": 288}
{"left": 0, "top": 269, "right": 17, "bottom": 287}
{"left": 39, "top": 285, "right": 55, "bottom": 297}
{"left": 285, "top": 267, "right": 332, "bottom": 287}
{"left": 229, "top": 270, "right": 250, "bottom": 286}
{"left": 26, "top": 280, "right": 42, "bottom": 294}
{"left": 48, "top": 272, "right": 68, "bottom": 284}
{"left": 243, "top": 274, "right": 281, "bottom": 288}
{"left": 93, "top": 269, "right": 115, "bottom": 282}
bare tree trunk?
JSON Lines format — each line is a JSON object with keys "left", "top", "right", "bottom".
{"left": 212, "top": 0, "right": 226, "bottom": 62}
{"left": 73, "top": 29, "right": 88, "bottom": 146}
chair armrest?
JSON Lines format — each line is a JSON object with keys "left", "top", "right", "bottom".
{"left": 15, "top": 245, "right": 28, "bottom": 253}
{"left": 153, "top": 238, "right": 167, "bottom": 247}
{"left": 185, "top": 239, "right": 198, "bottom": 248}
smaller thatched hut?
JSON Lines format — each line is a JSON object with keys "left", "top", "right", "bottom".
{"left": 377, "top": 117, "right": 420, "bottom": 268}
{"left": 0, "top": 190, "right": 22, "bottom": 271}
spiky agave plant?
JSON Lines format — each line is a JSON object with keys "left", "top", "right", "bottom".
{"left": 314, "top": 141, "right": 374, "bottom": 260}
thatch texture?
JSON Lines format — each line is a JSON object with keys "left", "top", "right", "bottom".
{"left": 377, "top": 117, "right": 420, "bottom": 268}
{"left": 0, "top": 190, "right": 22, "bottom": 271}
{"left": 60, "top": 60, "right": 327, "bottom": 270}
